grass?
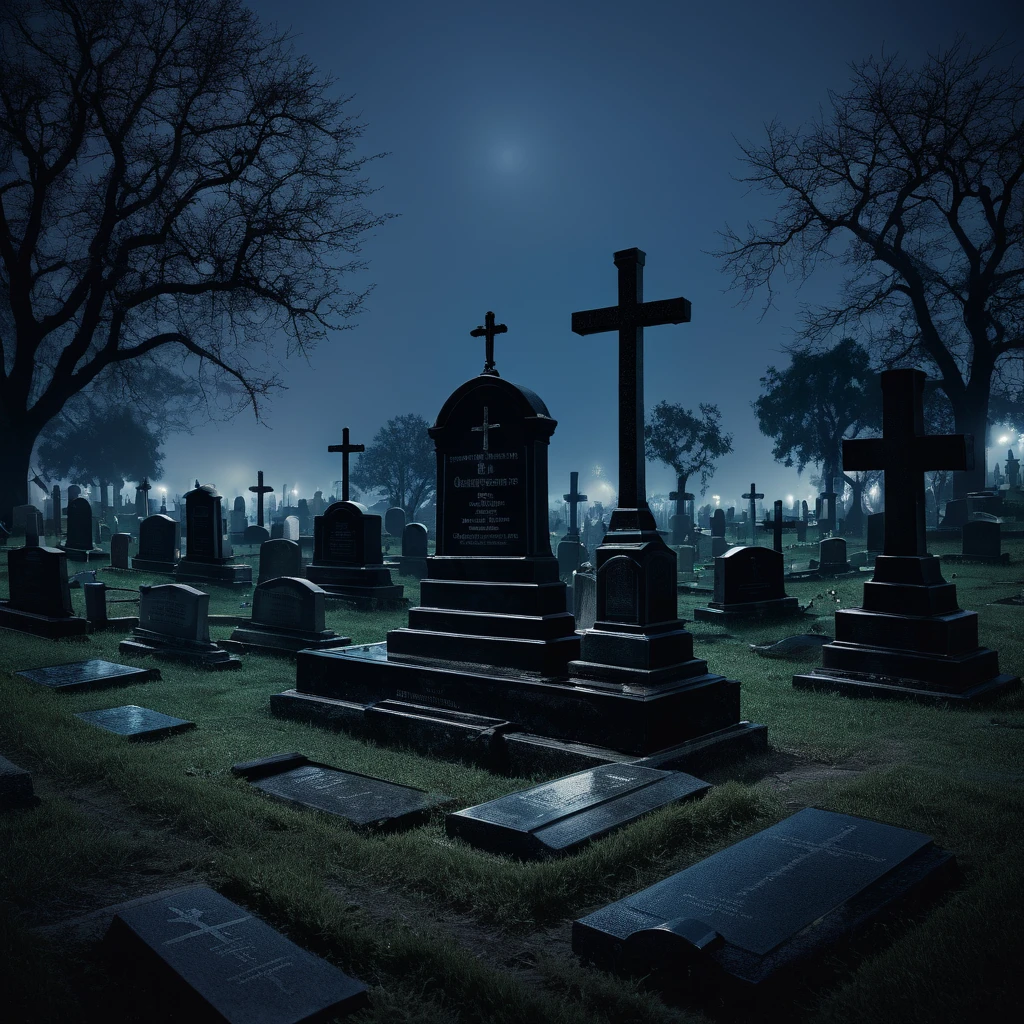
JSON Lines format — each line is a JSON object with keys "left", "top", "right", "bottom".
{"left": 1, "top": 536, "right": 1022, "bottom": 1023}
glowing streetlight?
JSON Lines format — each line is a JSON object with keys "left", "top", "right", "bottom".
{"left": 786, "top": 494, "right": 794, "bottom": 507}
{"left": 999, "top": 435, "right": 1010, "bottom": 444}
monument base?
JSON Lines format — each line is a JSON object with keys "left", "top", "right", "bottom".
{"left": 62, "top": 546, "right": 107, "bottom": 563}
{"left": 793, "top": 663, "right": 1020, "bottom": 705}
{"left": 693, "top": 597, "right": 803, "bottom": 622}
{"left": 304, "top": 563, "right": 406, "bottom": 609}
{"left": 0, "top": 602, "right": 90, "bottom": 638}
{"left": 173, "top": 558, "right": 253, "bottom": 588}
{"left": 129, "top": 557, "right": 178, "bottom": 575}
{"left": 385, "top": 555, "right": 429, "bottom": 579}
{"left": 119, "top": 628, "right": 241, "bottom": 670}
{"left": 940, "top": 552, "right": 1011, "bottom": 565}
{"left": 223, "top": 623, "right": 352, "bottom": 657}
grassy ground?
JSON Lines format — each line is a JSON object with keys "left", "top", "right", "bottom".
{"left": 1, "top": 536, "right": 1022, "bottom": 1023}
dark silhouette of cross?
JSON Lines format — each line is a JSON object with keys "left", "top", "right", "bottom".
{"left": 563, "top": 471, "right": 588, "bottom": 538}
{"left": 248, "top": 470, "right": 274, "bottom": 527}
{"left": 327, "top": 427, "right": 365, "bottom": 501}
{"left": 668, "top": 476, "right": 694, "bottom": 517}
{"left": 761, "top": 499, "right": 799, "bottom": 553}
{"left": 742, "top": 483, "right": 763, "bottom": 545}
{"left": 843, "top": 369, "right": 973, "bottom": 556}
{"left": 470, "top": 311, "right": 507, "bottom": 376}
{"left": 470, "top": 406, "right": 501, "bottom": 452}
{"left": 137, "top": 477, "right": 152, "bottom": 517}
{"left": 572, "top": 248, "right": 691, "bottom": 531}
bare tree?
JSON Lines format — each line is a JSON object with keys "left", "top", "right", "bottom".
{"left": 0, "top": 0, "right": 391, "bottom": 525}
{"left": 715, "top": 38, "right": 1024, "bottom": 496}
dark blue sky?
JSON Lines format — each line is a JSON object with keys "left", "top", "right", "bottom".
{"left": 161, "top": 0, "right": 1010, "bottom": 515}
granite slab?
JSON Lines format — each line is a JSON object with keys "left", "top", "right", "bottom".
{"left": 16, "top": 659, "right": 160, "bottom": 692}
{"left": 75, "top": 705, "right": 196, "bottom": 740}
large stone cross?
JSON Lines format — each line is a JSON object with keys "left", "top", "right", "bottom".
{"left": 248, "top": 470, "right": 274, "bottom": 527}
{"left": 470, "top": 311, "right": 507, "bottom": 377}
{"left": 843, "top": 369, "right": 973, "bottom": 556}
{"left": 742, "top": 483, "right": 763, "bottom": 545}
{"left": 571, "top": 248, "right": 691, "bottom": 531}
{"left": 328, "top": 427, "right": 365, "bottom": 502}
{"left": 137, "top": 477, "right": 152, "bottom": 518}
{"left": 563, "top": 471, "right": 588, "bottom": 538}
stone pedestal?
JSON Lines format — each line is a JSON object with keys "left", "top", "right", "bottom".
{"left": 0, "top": 601, "right": 90, "bottom": 638}
{"left": 119, "top": 628, "right": 241, "bottom": 669}
{"left": 305, "top": 562, "right": 405, "bottom": 608}
{"left": 794, "top": 555, "right": 1020, "bottom": 704}
{"left": 174, "top": 556, "right": 252, "bottom": 588}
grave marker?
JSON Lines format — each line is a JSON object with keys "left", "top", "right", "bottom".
{"left": 132, "top": 514, "right": 180, "bottom": 573}
{"left": 175, "top": 485, "right": 252, "bottom": 587}
{"left": 63, "top": 496, "right": 105, "bottom": 561}
{"left": 0, "top": 754, "right": 38, "bottom": 811}
{"left": 694, "top": 546, "right": 800, "bottom": 621}
{"left": 742, "top": 484, "right": 763, "bottom": 546}
{"left": 76, "top": 705, "right": 196, "bottom": 740}
{"left": 16, "top": 659, "right": 159, "bottom": 692}
{"left": 0, "top": 545, "right": 89, "bottom": 637}
{"left": 257, "top": 538, "right": 302, "bottom": 584}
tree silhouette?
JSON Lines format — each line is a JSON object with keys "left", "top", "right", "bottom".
{"left": 644, "top": 402, "right": 733, "bottom": 499}
{"left": 350, "top": 414, "right": 435, "bottom": 519}
{"left": 0, "top": 0, "right": 391, "bottom": 525}
{"left": 716, "top": 38, "right": 1024, "bottom": 496}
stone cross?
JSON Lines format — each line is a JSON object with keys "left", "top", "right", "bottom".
{"left": 571, "top": 247, "right": 691, "bottom": 531}
{"left": 762, "top": 499, "right": 799, "bottom": 554}
{"left": 248, "top": 470, "right": 274, "bottom": 527}
{"left": 470, "top": 310, "right": 507, "bottom": 377}
{"left": 137, "top": 478, "right": 151, "bottom": 518}
{"left": 843, "top": 369, "right": 973, "bottom": 557}
{"left": 328, "top": 427, "right": 365, "bottom": 502}
{"left": 668, "top": 476, "right": 695, "bottom": 518}
{"left": 563, "top": 471, "right": 588, "bottom": 539}
{"left": 471, "top": 406, "right": 501, "bottom": 452}
{"left": 742, "top": 483, "right": 763, "bottom": 545}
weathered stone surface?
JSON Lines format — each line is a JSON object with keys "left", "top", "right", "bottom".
{"left": 75, "top": 705, "right": 196, "bottom": 740}
{"left": 16, "top": 659, "right": 159, "bottom": 692}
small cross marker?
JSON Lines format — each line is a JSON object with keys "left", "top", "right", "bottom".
{"left": 248, "top": 470, "right": 274, "bottom": 527}
{"left": 470, "top": 311, "right": 508, "bottom": 376}
{"left": 471, "top": 406, "right": 501, "bottom": 452}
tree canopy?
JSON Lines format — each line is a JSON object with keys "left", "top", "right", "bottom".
{"left": 716, "top": 38, "right": 1024, "bottom": 495}
{"left": 0, "top": 0, "right": 390, "bottom": 524}
{"left": 350, "top": 414, "right": 435, "bottom": 519}
{"left": 644, "top": 401, "right": 733, "bottom": 497}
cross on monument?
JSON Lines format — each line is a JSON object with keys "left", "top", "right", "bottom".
{"left": 563, "top": 471, "right": 588, "bottom": 538}
{"left": 572, "top": 248, "right": 691, "bottom": 532}
{"left": 248, "top": 470, "right": 274, "bottom": 528}
{"left": 137, "top": 477, "right": 152, "bottom": 518}
{"left": 470, "top": 311, "right": 507, "bottom": 376}
{"left": 742, "top": 483, "right": 763, "bottom": 545}
{"left": 327, "top": 427, "right": 365, "bottom": 502}
{"left": 470, "top": 406, "right": 501, "bottom": 452}
{"left": 843, "top": 368, "right": 973, "bottom": 557}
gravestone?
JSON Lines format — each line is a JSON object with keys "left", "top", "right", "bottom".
{"left": 104, "top": 886, "right": 367, "bottom": 1021}
{"left": 0, "top": 545, "right": 89, "bottom": 637}
{"left": 232, "top": 752, "right": 445, "bottom": 830}
{"left": 676, "top": 545, "right": 695, "bottom": 574}
{"left": 243, "top": 524, "right": 271, "bottom": 546}
{"left": 557, "top": 472, "right": 589, "bottom": 582}
{"left": 226, "top": 577, "right": 350, "bottom": 656}
{"left": 694, "top": 546, "right": 800, "bottom": 621}
{"left": 1005, "top": 449, "right": 1020, "bottom": 490}
{"left": 816, "top": 537, "right": 851, "bottom": 575}
{"left": 948, "top": 520, "right": 1009, "bottom": 565}
{"left": 866, "top": 512, "right": 884, "bottom": 553}
{"left": 174, "top": 485, "right": 252, "bottom": 587}
{"left": 384, "top": 506, "right": 406, "bottom": 538}
{"left": 819, "top": 488, "right": 838, "bottom": 536}
{"left": 446, "top": 762, "right": 709, "bottom": 859}
{"left": 710, "top": 509, "right": 728, "bottom": 558}
{"left": 304, "top": 500, "right": 404, "bottom": 608}
{"left": 16, "top": 659, "right": 158, "bottom": 692}
{"left": 257, "top": 538, "right": 302, "bottom": 584}
{"left": 109, "top": 533, "right": 132, "bottom": 570}
{"left": 228, "top": 496, "right": 247, "bottom": 543}
{"left": 120, "top": 583, "right": 241, "bottom": 669}
{"left": 795, "top": 368, "right": 1020, "bottom": 703}
{"left": 283, "top": 515, "right": 300, "bottom": 542}
{"left": 389, "top": 522, "right": 429, "bottom": 579}
{"left": 0, "top": 753, "right": 38, "bottom": 811}
{"left": 248, "top": 470, "right": 273, "bottom": 527}
{"left": 573, "top": 807, "right": 956, "bottom": 994}
{"left": 76, "top": 705, "right": 196, "bottom": 740}
{"left": 573, "top": 565, "right": 597, "bottom": 631}
{"left": 797, "top": 501, "right": 809, "bottom": 542}
{"left": 941, "top": 497, "right": 968, "bottom": 527}
{"left": 269, "top": 522, "right": 284, "bottom": 539}
{"left": 132, "top": 514, "right": 180, "bottom": 573}
{"left": 297, "top": 498, "right": 311, "bottom": 537}
{"left": 12, "top": 504, "right": 43, "bottom": 536}
{"left": 49, "top": 484, "right": 62, "bottom": 540}
{"left": 62, "top": 496, "right": 105, "bottom": 561}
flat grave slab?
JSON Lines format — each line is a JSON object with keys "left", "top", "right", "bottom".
{"left": 232, "top": 752, "right": 447, "bottom": 831}
{"left": 75, "top": 705, "right": 196, "bottom": 740}
{"left": 15, "top": 659, "right": 160, "bottom": 692}
{"left": 104, "top": 885, "right": 367, "bottom": 1023}
{"left": 0, "top": 753, "right": 39, "bottom": 811}
{"left": 573, "top": 807, "right": 956, "bottom": 995}
{"left": 446, "top": 762, "right": 710, "bottom": 858}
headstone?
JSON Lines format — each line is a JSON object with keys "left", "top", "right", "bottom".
{"left": 1006, "top": 449, "right": 1020, "bottom": 490}
{"left": 232, "top": 753, "right": 445, "bottom": 830}
{"left": 226, "top": 577, "right": 350, "bottom": 656}
{"left": 573, "top": 566, "right": 597, "bottom": 631}
{"left": 676, "top": 545, "right": 695, "bottom": 574}
{"left": 50, "top": 484, "right": 62, "bottom": 540}
{"left": 66, "top": 484, "right": 82, "bottom": 505}
{"left": 296, "top": 498, "right": 311, "bottom": 537}
{"left": 108, "top": 533, "right": 131, "bottom": 570}
{"left": 257, "top": 538, "right": 302, "bottom": 584}
{"left": 710, "top": 508, "right": 728, "bottom": 558}
{"left": 0, "top": 545, "right": 89, "bottom": 637}
{"left": 0, "top": 754, "right": 38, "bottom": 811}
{"left": 796, "top": 368, "right": 1020, "bottom": 703}
{"left": 175, "top": 485, "right": 252, "bottom": 587}
{"left": 384, "top": 506, "right": 406, "bottom": 538}
{"left": 954, "top": 520, "right": 1009, "bottom": 564}
{"left": 282, "top": 515, "right": 300, "bottom": 542}
{"left": 248, "top": 471, "right": 274, "bottom": 527}
{"left": 243, "top": 524, "right": 271, "bottom": 546}
{"left": 572, "top": 807, "right": 956, "bottom": 993}
{"left": 941, "top": 497, "right": 967, "bottom": 527}
{"left": 104, "top": 886, "right": 367, "bottom": 1021}
{"left": 693, "top": 546, "right": 800, "bottom": 621}
{"left": 132, "top": 514, "right": 180, "bottom": 573}
{"left": 16, "top": 659, "right": 159, "bottom": 692}
{"left": 12, "top": 504, "right": 42, "bottom": 535}
{"left": 304, "top": 500, "right": 404, "bottom": 608}
{"left": 62, "top": 496, "right": 105, "bottom": 561}
{"left": 866, "top": 512, "right": 884, "bottom": 553}
{"left": 228, "top": 496, "right": 247, "bottom": 541}
{"left": 391, "top": 522, "right": 429, "bottom": 579}
{"left": 75, "top": 705, "right": 196, "bottom": 740}
{"left": 797, "top": 501, "right": 808, "bottom": 542}
{"left": 120, "top": 584, "right": 241, "bottom": 669}
{"left": 819, "top": 489, "right": 838, "bottom": 536}
{"left": 446, "top": 762, "right": 709, "bottom": 859}
{"left": 270, "top": 522, "right": 284, "bottom": 539}
{"left": 817, "top": 537, "right": 851, "bottom": 575}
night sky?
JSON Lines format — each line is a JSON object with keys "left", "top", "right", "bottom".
{"left": 158, "top": 0, "right": 1009, "bottom": 516}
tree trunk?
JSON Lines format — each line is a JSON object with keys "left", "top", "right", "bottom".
{"left": 0, "top": 420, "right": 36, "bottom": 531}
{"left": 950, "top": 391, "right": 989, "bottom": 497}
{"left": 841, "top": 474, "right": 865, "bottom": 536}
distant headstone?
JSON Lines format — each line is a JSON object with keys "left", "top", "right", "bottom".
{"left": 676, "top": 545, "right": 695, "bottom": 574}
{"left": 120, "top": 584, "right": 241, "bottom": 670}
{"left": 63, "top": 496, "right": 104, "bottom": 561}
{"left": 392, "top": 522, "right": 429, "bottom": 579}
{"left": 866, "top": 512, "right": 884, "bottom": 553}
{"left": 446, "top": 762, "right": 709, "bottom": 859}
{"left": 12, "top": 504, "right": 42, "bottom": 535}
{"left": 573, "top": 566, "right": 597, "bottom": 631}
{"left": 270, "top": 522, "right": 284, "bottom": 539}
{"left": 243, "top": 524, "right": 271, "bottom": 546}
{"left": 573, "top": 807, "right": 956, "bottom": 992}
{"left": 104, "top": 885, "right": 368, "bottom": 1021}
{"left": 232, "top": 752, "right": 444, "bottom": 830}
{"left": 257, "top": 538, "right": 302, "bottom": 584}
{"left": 0, "top": 754, "right": 38, "bottom": 811}
{"left": 282, "top": 515, "right": 300, "bottom": 542}
{"left": 75, "top": 705, "right": 195, "bottom": 740}
{"left": 384, "top": 506, "right": 407, "bottom": 538}
{"left": 296, "top": 498, "right": 311, "bottom": 537}
{"left": 109, "top": 533, "right": 132, "bottom": 570}
{"left": 710, "top": 509, "right": 728, "bottom": 558}
{"left": 15, "top": 659, "right": 158, "bottom": 692}
{"left": 226, "top": 577, "right": 350, "bottom": 656}
{"left": 132, "top": 514, "right": 180, "bottom": 573}
{"left": 941, "top": 497, "right": 968, "bottom": 527}
{"left": 1006, "top": 449, "right": 1020, "bottom": 490}
{"left": 229, "top": 496, "right": 247, "bottom": 540}
{"left": 175, "top": 485, "right": 252, "bottom": 587}
{"left": 693, "top": 546, "right": 800, "bottom": 621}
{"left": 0, "top": 545, "right": 89, "bottom": 637}
{"left": 817, "top": 537, "right": 850, "bottom": 574}
{"left": 956, "top": 520, "right": 1009, "bottom": 564}
{"left": 797, "top": 501, "right": 809, "bottom": 542}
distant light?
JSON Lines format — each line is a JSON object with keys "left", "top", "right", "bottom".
{"left": 999, "top": 435, "right": 1010, "bottom": 444}
{"left": 786, "top": 495, "right": 794, "bottom": 506}
{"left": 712, "top": 495, "right": 720, "bottom": 507}
{"left": 293, "top": 489, "right": 298, "bottom": 496}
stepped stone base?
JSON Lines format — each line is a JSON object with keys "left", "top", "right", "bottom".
{"left": 130, "top": 557, "right": 177, "bottom": 575}
{"left": 0, "top": 602, "right": 90, "bottom": 638}
{"left": 305, "top": 563, "right": 405, "bottom": 609}
{"left": 174, "top": 558, "right": 252, "bottom": 588}
{"left": 693, "top": 596, "right": 802, "bottom": 621}
{"left": 62, "top": 547, "right": 107, "bottom": 563}
{"left": 119, "top": 628, "right": 241, "bottom": 670}
{"left": 223, "top": 623, "right": 352, "bottom": 657}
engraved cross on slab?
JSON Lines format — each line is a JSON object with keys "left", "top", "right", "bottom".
{"left": 572, "top": 248, "right": 691, "bottom": 530}
{"left": 843, "top": 369, "right": 973, "bottom": 556}
{"left": 563, "top": 471, "right": 588, "bottom": 538}
{"left": 327, "top": 427, "right": 365, "bottom": 502}
{"left": 248, "top": 471, "right": 273, "bottom": 527}
{"left": 470, "top": 310, "right": 507, "bottom": 376}
{"left": 471, "top": 406, "right": 501, "bottom": 452}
